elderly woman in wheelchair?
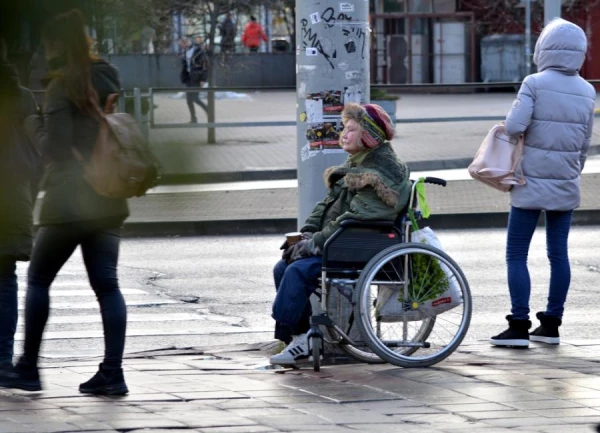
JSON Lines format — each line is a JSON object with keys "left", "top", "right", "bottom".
{"left": 270, "top": 103, "right": 411, "bottom": 366}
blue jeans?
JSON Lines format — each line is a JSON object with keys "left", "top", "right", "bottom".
{"left": 0, "top": 256, "right": 18, "bottom": 366}
{"left": 272, "top": 256, "right": 323, "bottom": 343}
{"left": 506, "top": 206, "right": 573, "bottom": 321}
{"left": 22, "top": 224, "right": 127, "bottom": 369}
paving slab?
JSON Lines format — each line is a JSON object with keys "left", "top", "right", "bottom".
{"left": 4, "top": 340, "right": 600, "bottom": 432}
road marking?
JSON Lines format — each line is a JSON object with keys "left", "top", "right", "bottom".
{"left": 14, "top": 327, "right": 273, "bottom": 341}
{"left": 17, "top": 288, "right": 148, "bottom": 298}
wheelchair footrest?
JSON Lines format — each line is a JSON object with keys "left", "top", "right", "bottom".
{"left": 310, "top": 313, "right": 335, "bottom": 327}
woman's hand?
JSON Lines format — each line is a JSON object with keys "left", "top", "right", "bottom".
{"left": 282, "top": 240, "right": 310, "bottom": 264}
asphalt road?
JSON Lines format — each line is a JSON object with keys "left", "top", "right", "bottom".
{"left": 13, "top": 225, "right": 600, "bottom": 361}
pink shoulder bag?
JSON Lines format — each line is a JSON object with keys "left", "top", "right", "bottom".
{"left": 468, "top": 123, "right": 526, "bottom": 193}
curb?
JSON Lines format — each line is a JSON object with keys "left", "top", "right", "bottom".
{"left": 156, "top": 145, "right": 600, "bottom": 185}
{"left": 158, "top": 169, "right": 296, "bottom": 185}
{"left": 120, "top": 209, "right": 600, "bottom": 238}
{"left": 121, "top": 219, "right": 297, "bottom": 237}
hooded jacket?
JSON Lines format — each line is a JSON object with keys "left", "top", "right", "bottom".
{"left": 242, "top": 22, "right": 267, "bottom": 49}
{"left": 301, "top": 142, "right": 411, "bottom": 250}
{"left": 0, "top": 61, "right": 37, "bottom": 259}
{"left": 504, "top": 18, "right": 596, "bottom": 211}
{"left": 26, "top": 58, "right": 129, "bottom": 227}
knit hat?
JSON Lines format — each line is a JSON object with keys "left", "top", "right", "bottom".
{"left": 360, "top": 104, "right": 395, "bottom": 149}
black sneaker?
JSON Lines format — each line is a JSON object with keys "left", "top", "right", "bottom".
{"left": 490, "top": 315, "right": 531, "bottom": 348}
{"left": 0, "top": 363, "right": 43, "bottom": 391}
{"left": 530, "top": 312, "right": 561, "bottom": 345}
{"left": 0, "top": 362, "right": 15, "bottom": 388}
{"left": 79, "top": 363, "right": 128, "bottom": 395}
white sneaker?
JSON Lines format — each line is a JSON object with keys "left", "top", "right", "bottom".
{"left": 270, "top": 333, "right": 310, "bottom": 365}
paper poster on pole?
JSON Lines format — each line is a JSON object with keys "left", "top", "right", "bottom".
{"left": 305, "top": 99, "right": 324, "bottom": 122}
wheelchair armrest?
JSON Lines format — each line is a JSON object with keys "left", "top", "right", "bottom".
{"left": 339, "top": 219, "right": 395, "bottom": 229}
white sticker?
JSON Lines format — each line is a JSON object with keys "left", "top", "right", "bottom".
{"left": 340, "top": 2, "right": 355, "bottom": 12}
{"left": 301, "top": 143, "right": 319, "bottom": 162}
{"left": 305, "top": 47, "right": 318, "bottom": 56}
{"left": 305, "top": 99, "right": 324, "bottom": 122}
{"left": 299, "top": 65, "right": 317, "bottom": 71}
{"left": 338, "top": 61, "right": 349, "bottom": 71}
{"left": 344, "top": 85, "right": 362, "bottom": 104}
{"left": 297, "top": 82, "right": 307, "bottom": 97}
{"left": 310, "top": 12, "right": 321, "bottom": 24}
{"left": 345, "top": 70, "right": 361, "bottom": 80}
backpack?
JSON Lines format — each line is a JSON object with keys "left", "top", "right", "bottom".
{"left": 73, "top": 94, "right": 160, "bottom": 199}
{"left": 468, "top": 123, "right": 526, "bottom": 193}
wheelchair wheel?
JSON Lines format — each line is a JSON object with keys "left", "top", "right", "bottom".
{"left": 324, "top": 282, "right": 384, "bottom": 364}
{"left": 355, "top": 243, "right": 471, "bottom": 368}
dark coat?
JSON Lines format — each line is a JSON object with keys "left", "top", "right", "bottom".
{"left": 180, "top": 45, "right": 209, "bottom": 85}
{"left": 220, "top": 18, "right": 236, "bottom": 49}
{"left": 25, "top": 59, "right": 129, "bottom": 227}
{"left": 0, "top": 62, "right": 38, "bottom": 260}
{"left": 301, "top": 142, "right": 411, "bottom": 250}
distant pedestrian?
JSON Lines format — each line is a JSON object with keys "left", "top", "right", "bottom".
{"left": 270, "top": 103, "right": 411, "bottom": 366}
{"left": 490, "top": 18, "right": 595, "bottom": 348}
{"left": 180, "top": 36, "right": 209, "bottom": 123}
{"left": 1, "top": 9, "right": 130, "bottom": 394}
{"left": 242, "top": 16, "right": 267, "bottom": 53}
{"left": 0, "top": 37, "right": 38, "bottom": 386}
{"left": 220, "top": 13, "right": 236, "bottom": 54}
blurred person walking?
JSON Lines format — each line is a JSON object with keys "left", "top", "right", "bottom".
{"left": 242, "top": 16, "right": 267, "bottom": 53}
{"left": 0, "top": 38, "right": 38, "bottom": 386}
{"left": 219, "top": 13, "right": 236, "bottom": 54}
{"left": 180, "top": 36, "right": 209, "bottom": 123}
{"left": 0, "top": 9, "right": 130, "bottom": 394}
{"left": 490, "top": 19, "right": 596, "bottom": 348}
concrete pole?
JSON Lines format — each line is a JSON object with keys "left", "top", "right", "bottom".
{"left": 544, "top": 0, "right": 561, "bottom": 25}
{"left": 374, "top": 0, "right": 385, "bottom": 83}
{"left": 525, "top": 0, "right": 532, "bottom": 76}
{"left": 295, "top": 0, "right": 370, "bottom": 226}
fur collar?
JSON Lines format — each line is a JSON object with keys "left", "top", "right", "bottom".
{"left": 323, "top": 143, "right": 408, "bottom": 208}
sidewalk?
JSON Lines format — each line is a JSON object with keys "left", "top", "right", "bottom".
{"left": 3, "top": 340, "right": 600, "bottom": 432}
{"left": 99, "top": 92, "right": 600, "bottom": 236}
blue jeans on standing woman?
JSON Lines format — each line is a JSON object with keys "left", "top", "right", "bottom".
{"left": 272, "top": 256, "right": 323, "bottom": 344}
{"left": 506, "top": 206, "right": 573, "bottom": 321}
{"left": 0, "top": 256, "right": 18, "bottom": 367}
{"left": 20, "top": 224, "right": 127, "bottom": 369}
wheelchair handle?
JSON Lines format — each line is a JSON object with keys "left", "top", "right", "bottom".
{"left": 422, "top": 177, "right": 447, "bottom": 187}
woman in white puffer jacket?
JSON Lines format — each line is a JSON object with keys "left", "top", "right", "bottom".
{"left": 490, "top": 18, "right": 596, "bottom": 349}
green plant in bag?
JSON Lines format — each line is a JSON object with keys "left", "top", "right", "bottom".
{"left": 399, "top": 250, "right": 449, "bottom": 303}
{"left": 398, "top": 180, "right": 450, "bottom": 303}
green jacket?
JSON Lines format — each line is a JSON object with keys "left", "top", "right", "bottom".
{"left": 26, "top": 59, "right": 129, "bottom": 227}
{"left": 301, "top": 142, "right": 411, "bottom": 250}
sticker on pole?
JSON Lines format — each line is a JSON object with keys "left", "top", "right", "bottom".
{"left": 305, "top": 47, "right": 318, "bottom": 56}
{"left": 310, "top": 12, "right": 320, "bottom": 24}
{"left": 340, "top": 2, "right": 355, "bottom": 12}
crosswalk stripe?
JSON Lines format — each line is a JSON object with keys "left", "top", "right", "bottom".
{"left": 35, "top": 313, "right": 200, "bottom": 324}
{"left": 17, "top": 299, "right": 178, "bottom": 310}
{"left": 14, "top": 327, "right": 273, "bottom": 341}
{"left": 17, "top": 288, "right": 149, "bottom": 297}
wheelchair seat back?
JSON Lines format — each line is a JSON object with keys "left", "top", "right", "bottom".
{"left": 323, "top": 226, "right": 402, "bottom": 270}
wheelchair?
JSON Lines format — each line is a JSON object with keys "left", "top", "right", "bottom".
{"left": 307, "top": 177, "right": 472, "bottom": 371}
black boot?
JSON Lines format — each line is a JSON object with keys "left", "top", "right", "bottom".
{"left": 0, "top": 362, "right": 14, "bottom": 388}
{"left": 490, "top": 315, "right": 531, "bottom": 348}
{"left": 79, "top": 363, "right": 128, "bottom": 395}
{"left": 530, "top": 312, "right": 561, "bottom": 345}
{"left": 0, "top": 361, "right": 43, "bottom": 391}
